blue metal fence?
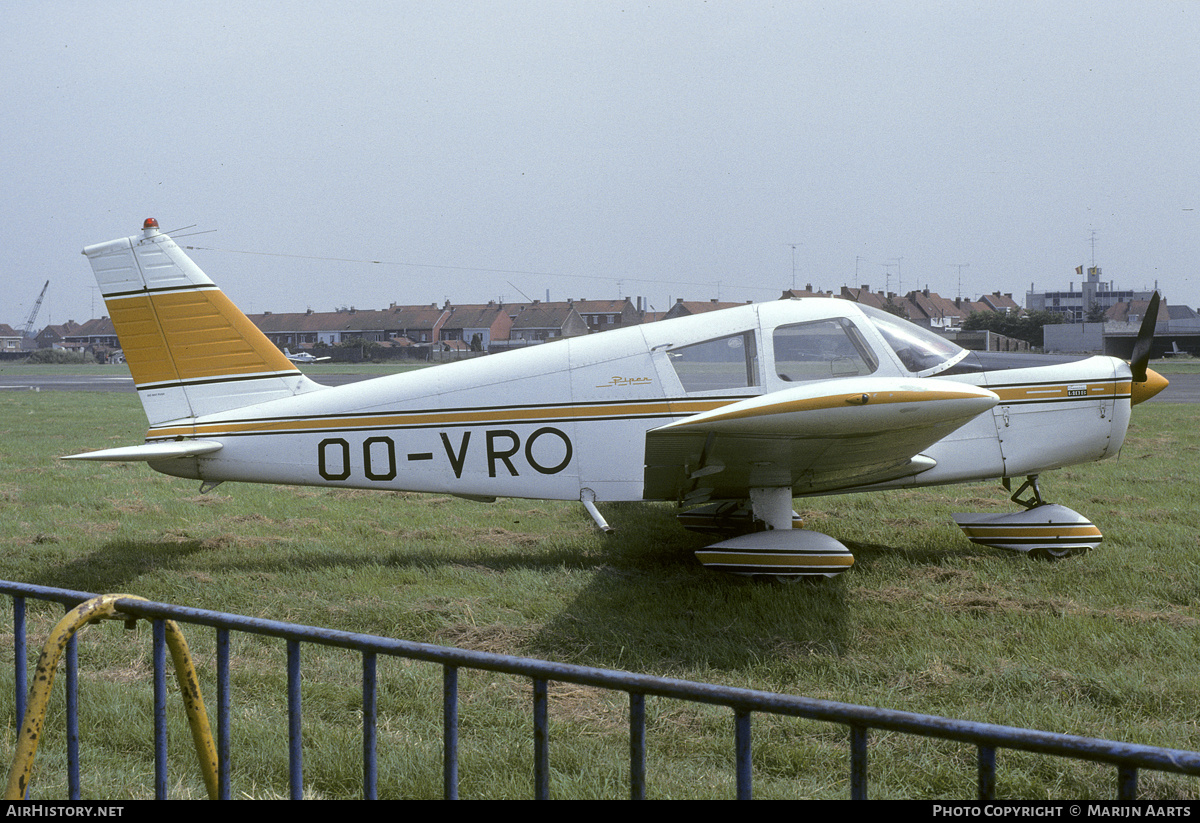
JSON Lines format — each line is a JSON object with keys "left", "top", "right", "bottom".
{"left": 5, "top": 579, "right": 1200, "bottom": 800}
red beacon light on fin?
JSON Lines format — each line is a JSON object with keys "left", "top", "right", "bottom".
{"left": 143, "top": 218, "right": 159, "bottom": 230}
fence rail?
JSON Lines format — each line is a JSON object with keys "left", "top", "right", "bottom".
{"left": 5, "top": 579, "right": 1199, "bottom": 799}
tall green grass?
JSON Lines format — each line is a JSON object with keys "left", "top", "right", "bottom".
{"left": 0, "top": 389, "right": 1196, "bottom": 798}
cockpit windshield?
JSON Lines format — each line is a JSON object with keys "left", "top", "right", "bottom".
{"left": 857, "top": 305, "right": 967, "bottom": 375}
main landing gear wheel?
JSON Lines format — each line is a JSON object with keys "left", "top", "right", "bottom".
{"left": 1028, "top": 545, "right": 1085, "bottom": 561}
{"left": 694, "top": 488, "right": 856, "bottom": 579}
{"left": 759, "top": 574, "right": 818, "bottom": 585}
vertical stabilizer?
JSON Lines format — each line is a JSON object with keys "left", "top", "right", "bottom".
{"left": 82, "top": 219, "right": 324, "bottom": 426}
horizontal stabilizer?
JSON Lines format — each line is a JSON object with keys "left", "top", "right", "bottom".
{"left": 62, "top": 440, "right": 224, "bottom": 462}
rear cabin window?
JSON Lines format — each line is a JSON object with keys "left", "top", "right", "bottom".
{"left": 772, "top": 319, "right": 878, "bottom": 382}
{"left": 668, "top": 331, "right": 759, "bottom": 392}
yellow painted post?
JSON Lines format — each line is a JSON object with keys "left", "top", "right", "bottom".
{"left": 5, "top": 594, "right": 219, "bottom": 800}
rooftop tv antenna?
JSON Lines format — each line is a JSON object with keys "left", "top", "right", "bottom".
{"left": 879, "top": 262, "right": 897, "bottom": 294}
{"left": 784, "top": 242, "right": 803, "bottom": 290}
{"left": 949, "top": 263, "right": 970, "bottom": 301}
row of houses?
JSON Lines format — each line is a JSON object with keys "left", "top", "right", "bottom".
{"left": 245, "top": 297, "right": 648, "bottom": 353}
{"left": 16, "top": 297, "right": 657, "bottom": 358}
{"left": 781, "top": 284, "right": 1022, "bottom": 330}
{"left": 22, "top": 287, "right": 1022, "bottom": 359}
{"left": 13, "top": 278, "right": 1193, "bottom": 359}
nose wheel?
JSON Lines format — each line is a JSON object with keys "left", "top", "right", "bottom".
{"left": 1029, "top": 545, "right": 1078, "bottom": 561}
{"left": 954, "top": 476, "right": 1101, "bottom": 560}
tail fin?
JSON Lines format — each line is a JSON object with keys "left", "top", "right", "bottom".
{"left": 82, "top": 218, "right": 324, "bottom": 426}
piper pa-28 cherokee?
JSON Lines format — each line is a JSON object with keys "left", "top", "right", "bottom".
{"left": 66, "top": 219, "right": 1169, "bottom": 579}
{"left": 284, "top": 348, "right": 331, "bottom": 364}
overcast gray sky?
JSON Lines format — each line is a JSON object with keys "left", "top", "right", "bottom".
{"left": 3, "top": 1, "right": 1198, "bottom": 329}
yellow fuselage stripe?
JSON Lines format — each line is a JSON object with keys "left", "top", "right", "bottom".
{"left": 145, "top": 399, "right": 733, "bottom": 440}
{"left": 991, "top": 381, "right": 1128, "bottom": 403}
{"left": 141, "top": 379, "right": 1132, "bottom": 442}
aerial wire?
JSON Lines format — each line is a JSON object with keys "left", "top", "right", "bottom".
{"left": 181, "top": 242, "right": 783, "bottom": 295}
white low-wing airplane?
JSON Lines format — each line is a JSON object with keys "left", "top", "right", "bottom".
{"left": 284, "top": 348, "right": 331, "bottom": 364}
{"left": 66, "top": 219, "right": 1169, "bottom": 578}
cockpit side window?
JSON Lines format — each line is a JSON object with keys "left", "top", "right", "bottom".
{"left": 667, "top": 331, "right": 759, "bottom": 392}
{"left": 772, "top": 319, "right": 879, "bottom": 382}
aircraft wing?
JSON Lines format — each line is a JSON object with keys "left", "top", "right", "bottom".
{"left": 643, "top": 377, "right": 998, "bottom": 502}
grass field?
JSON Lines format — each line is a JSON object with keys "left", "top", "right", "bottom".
{"left": 0, "top": 381, "right": 1197, "bottom": 799}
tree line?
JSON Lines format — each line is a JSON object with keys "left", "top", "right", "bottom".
{"left": 961, "top": 309, "right": 1066, "bottom": 348}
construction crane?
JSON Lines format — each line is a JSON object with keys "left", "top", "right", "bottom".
{"left": 22, "top": 280, "right": 49, "bottom": 339}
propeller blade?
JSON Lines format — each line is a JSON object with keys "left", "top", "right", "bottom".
{"left": 1130, "top": 291, "right": 1160, "bottom": 383}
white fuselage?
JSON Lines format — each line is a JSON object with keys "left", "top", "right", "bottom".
{"left": 145, "top": 300, "right": 1132, "bottom": 504}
